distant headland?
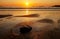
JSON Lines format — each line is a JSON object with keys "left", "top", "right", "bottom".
{"left": 52, "top": 5, "right": 60, "bottom": 7}
{"left": 0, "top": 5, "right": 60, "bottom": 9}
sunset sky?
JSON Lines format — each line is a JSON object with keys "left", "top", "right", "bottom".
{"left": 0, "top": 0, "right": 60, "bottom": 7}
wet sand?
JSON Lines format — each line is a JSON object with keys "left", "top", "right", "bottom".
{"left": 0, "top": 13, "right": 60, "bottom": 39}
{"left": 0, "top": 19, "right": 60, "bottom": 39}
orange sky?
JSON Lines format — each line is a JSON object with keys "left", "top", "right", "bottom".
{"left": 0, "top": 0, "right": 60, "bottom": 7}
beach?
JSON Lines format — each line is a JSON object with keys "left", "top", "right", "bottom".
{"left": 0, "top": 9, "right": 60, "bottom": 39}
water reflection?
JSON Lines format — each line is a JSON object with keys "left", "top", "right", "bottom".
{"left": 26, "top": 9, "right": 29, "bottom": 15}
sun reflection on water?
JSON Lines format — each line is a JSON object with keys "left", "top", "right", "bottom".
{"left": 25, "top": 9, "right": 29, "bottom": 15}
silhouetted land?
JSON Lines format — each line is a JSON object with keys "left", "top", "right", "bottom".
{"left": 0, "top": 7, "right": 50, "bottom": 9}
{"left": 52, "top": 5, "right": 60, "bottom": 7}
{"left": 0, "top": 6, "right": 60, "bottom": 9}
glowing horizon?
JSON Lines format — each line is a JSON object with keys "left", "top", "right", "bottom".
{"left": 0, "top": 0, "right": 60, "bottom": 7}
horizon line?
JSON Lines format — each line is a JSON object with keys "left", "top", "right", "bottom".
{"left": 0, "top": 7, "right": 60, "bottom": 9}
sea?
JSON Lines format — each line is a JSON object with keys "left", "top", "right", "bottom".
{"left": 0, "top": 9, "right": 60, "bottom": 39}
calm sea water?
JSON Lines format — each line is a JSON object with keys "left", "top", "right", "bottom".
{"left": 0, "top": 9, "right": 60, "bottom": 28}
{"left": 0, "top": 9, "right": 60, "bottom": 19}
{"left": 0, "top": 9, "right": 60, "bottom": 37}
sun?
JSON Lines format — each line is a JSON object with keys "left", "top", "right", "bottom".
{"left": 25, "top": 2, "right": 30, "bottom": 8}
{"left": 23, "top": 2, "right": 31, "bottom": 8}
{"left": 25, "top": 2, "right": 29, "bottom": 6}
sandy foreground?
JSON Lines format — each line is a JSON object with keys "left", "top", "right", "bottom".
{"left": 0, "top": 13, "right": 60, "bottom": 39}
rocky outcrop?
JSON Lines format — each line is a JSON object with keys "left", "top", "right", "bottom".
{"left": 0, "top": 15, "right": 12, "bottom": 18}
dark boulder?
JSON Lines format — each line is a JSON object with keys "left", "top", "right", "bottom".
{"left": 19, "top": 25, "right": 32, "bottom": 34}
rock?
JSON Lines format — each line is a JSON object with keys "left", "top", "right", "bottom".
{"left": 20, "top": 25, "right": 32, "bottom": 34}
{"left": 0, "top": 15, "right": 12, "bottom": 18}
